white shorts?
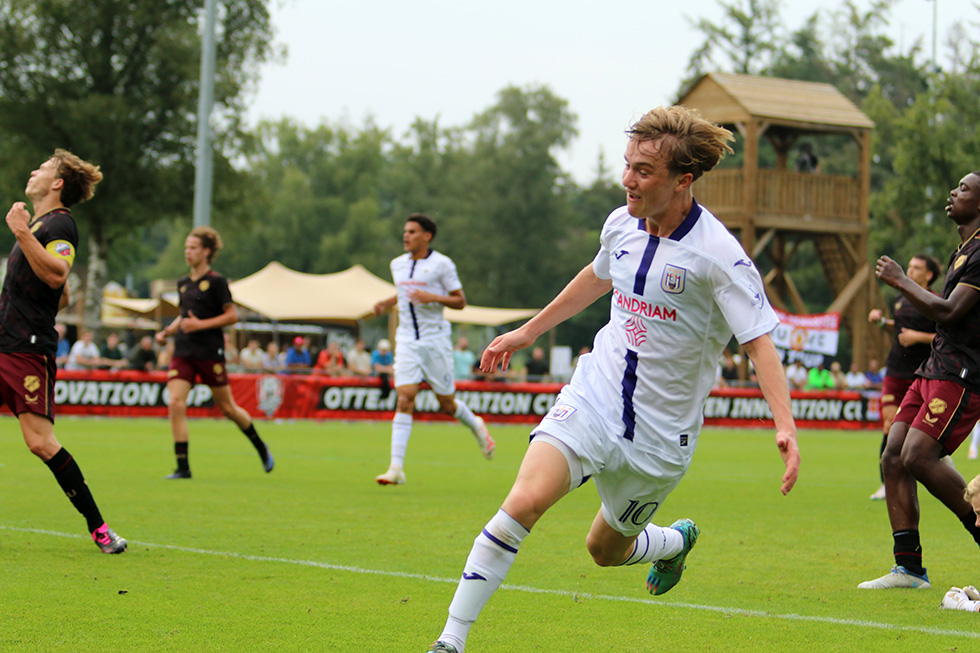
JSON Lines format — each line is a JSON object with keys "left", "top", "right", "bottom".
{"left": 531, "top": 386, "right": 689, "bottom": 537}
{"left": 393, "top": 335, "right": 456, "bottom": 396}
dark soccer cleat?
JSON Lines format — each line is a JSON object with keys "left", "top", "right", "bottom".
{"left": 92, "top": 524, "right": 127, "bottom": 554}
{"left": 262, "top": 448, "right": 275, "bottom": 473}
{"left": 164, "top": 469, "right": 192, "bottom": 479}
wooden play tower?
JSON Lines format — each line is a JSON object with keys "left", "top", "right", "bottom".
{"left": 678, "top": 72, "right": 886, "bottom": 368}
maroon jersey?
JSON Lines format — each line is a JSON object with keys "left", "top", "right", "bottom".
{"left": 884, "top": 294, "right": 937, "bottom": 379}
{"left": 173, "top": 271, "right": 232, "bottom": 360}
{"left": 919, "top": 233, "right": 980, "bottom": 393}
{"left": 0, "top": 208, "right": 77, "bottom": 356}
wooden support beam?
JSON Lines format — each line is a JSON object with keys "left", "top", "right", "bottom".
{"left": 752, "top": 228, "right": 777, "bottom": 259}
{"left": 827, "top": 263, "right": 871, "bottom": 314}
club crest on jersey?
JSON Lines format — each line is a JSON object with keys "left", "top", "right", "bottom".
{"left": 546, "top": 404, "right": 577, "bottom": 422}
{"left": 199, "top": 280, "right": 210, "bottom": 292}
{"left": 955, "top": 255, "right": 967, "bottom": 270}
{"left": 661, "top": 265, "right": 686, "bottom": 294}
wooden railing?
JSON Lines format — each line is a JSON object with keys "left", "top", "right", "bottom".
{"left": 692, "top": 170, "right": 862, "bottom": 221}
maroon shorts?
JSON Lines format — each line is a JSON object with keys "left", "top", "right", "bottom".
{"left": 894, "top": 377, "right": 980, "bottom": 454}
{"left": 168, "top": 356, "right": 228, "bottom": 387}
{"left": 0, "top": 352, "right": 56, "bottom": 421}
{"left": 880, "top": 375, "right": 915, "bottom": 411}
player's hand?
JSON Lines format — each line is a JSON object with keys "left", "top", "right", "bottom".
{"left": 407, "top": 289, "right": 436, "bottom": 304}
{"left": 179, "top": 311, "right": 201, "bottom": 333}
{"left": 897, "top": 328, "right": 915, "bottom": 347}
{"left": 154, "top": 330, "right": 167, "bottom": 345}
{"left": 5, "top": 202, "right": 30, "bottom": 236}
{"left": 480, "top": 328, "right": 535, "bottom": 373}
{"left": 875, "top": 256, "right": 905, "bottom": 288}
{"left": 867, "top": 308, "right": 883, "bottom": 323}
{"left": 775, "top": 429, "right": 800, "bottom": 495}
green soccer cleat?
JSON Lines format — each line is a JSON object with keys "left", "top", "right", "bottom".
{"left": 426, "top": 642, "right": 458, "bottom": 653}
{"left": 646, "top": 518, "right": 699, "bottom": 596}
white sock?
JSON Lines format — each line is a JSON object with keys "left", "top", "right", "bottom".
{"left": 972, "top": 423, "right": 980, "bottom": 449}
{"left": 618, "top": 523, "right": 683, "bottom": 566}
{"left": 439, "top": 510, "right": 529, "bottom": 651}
{"left": 454, "top": 400, "right": 481, "bottom": 433}
{"left": 389, "top": 412, "right": 412, "bottom": 468}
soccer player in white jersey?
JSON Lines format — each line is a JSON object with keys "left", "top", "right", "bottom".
{"left": 425, "top": 106, "right": 800, "bottom": 653}
{"left": 373, "top": 213, "right": 495, "bottom": 486}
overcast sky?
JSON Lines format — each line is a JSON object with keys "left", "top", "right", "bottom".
{"left": 248, "top": 0, "right": 960, "bottom": 184}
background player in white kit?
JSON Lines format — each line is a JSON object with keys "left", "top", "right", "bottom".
{"left": 425, "top": 106, "right": 800, "bottom": 653}
{"left": 373, "top": 213, "right": 495, "bottom": 486}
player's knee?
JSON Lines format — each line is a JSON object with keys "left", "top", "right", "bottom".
{"left": 168, "top": 396, "right": 188, "bottom": 413}
{"left": 585, "top": 536, "right": 622, "bottom": 567}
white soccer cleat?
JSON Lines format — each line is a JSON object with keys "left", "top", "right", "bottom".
{"left": 474, "top": 416, "right": 495, "bottom": 460}
{"left": 375, "top": 466, "right": 406, "bottom": 486}
{"left": 964, "top": 585, "right": 980, "bottom": 601}
{"left": 869, "top": 485, "right": 886, "bottom": 501}
{"left": 858, "top": 565, "right": 930, "bottom": 589}
{"left": 941, "top": 587, "right": 969, "bottom": 610}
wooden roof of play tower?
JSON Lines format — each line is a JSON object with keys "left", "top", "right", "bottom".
{"left": 678, "top": 72, "right": 885, "bottom": 367}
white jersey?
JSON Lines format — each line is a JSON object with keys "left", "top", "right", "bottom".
{"left": 573, "top": 201, "right": 777, "bottom": 464}
{"left": 391, "top": 250, "right": 462, "bottom": 342}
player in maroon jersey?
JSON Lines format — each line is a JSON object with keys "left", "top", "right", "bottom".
{"left": 155, "top": 226, "right": 272, "bottom": 479}
{"left": 1, "top": 150, "right": 126, "bottom": 553}
{"left": 861, "top": 171, "right": 980, "bottom": 589}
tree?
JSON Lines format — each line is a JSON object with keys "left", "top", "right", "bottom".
{"left": 0, "top": 0, "right": 276, "bottom": 325}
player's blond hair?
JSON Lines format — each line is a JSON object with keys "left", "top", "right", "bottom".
{"left": 189, "top": 226, "right": 223, "bottom": 263}
{"left": 964, "top": 475, "right": 980, "bottom": 502}
{"left": 627, "top": 106, "right": 734, "bottom": 182}
{"left": 51, "top": 149, "right": 103, "bottom": 207}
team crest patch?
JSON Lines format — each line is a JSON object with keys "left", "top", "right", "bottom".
{"left": 23, "top": 375, "right": 40, "bottom": 393}
{"left": 546, "top": 404, "right": 577, "bottom": 422}
{"left": 168, "top": 369, "right": 179, "bottom": 378}
{"left": 955, "top": 255, "right": 967, "bottom": 270}
{"left": 256, "top": 375, "right": 285, "bottom": 417}
{"left": 928, "top": 398, "right": 947, "bottom": 415}
{"left": 661, "top": 265, "right": 686, "bottom": 294}
{"left": 199, "top": 280, "right": 210, "bottom": 292}
{"left": 30, "top": 221, "right": 42, "bottom": 233}
{"left": 213, "top": 363, "right": 224, "bottom": 375}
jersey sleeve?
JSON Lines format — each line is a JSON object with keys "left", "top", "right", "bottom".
{"left": 592, "top": 210, "right": 621, "bottom": 280}
{"left": 212, "top": 274, "right": 233, "bottom": 308}
{"left": 956, "top": 248, "right": 980, "bottom": 291}
{"left": 440, "top": 256, "right": 463, "bottom": 293}
{"left": 714, "top": 267, "right": 779, "bottom": 345}
{"left": 39, "top": 212, "right": 79, "bottom": 267}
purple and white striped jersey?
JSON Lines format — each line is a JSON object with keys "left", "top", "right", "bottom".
{"left": 391, "top": 250, "right": 462, "bottom": 342}
{"left": 576, "top": 201, "right": 778, "bottom": 464}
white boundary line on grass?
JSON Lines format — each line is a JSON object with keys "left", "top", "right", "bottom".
{"left": 4, "top": 524, "right": 978, "bottom": 640}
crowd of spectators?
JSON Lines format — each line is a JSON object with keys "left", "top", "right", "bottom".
{"left": 719, "top": 350, "right": 885, "bottom": 392}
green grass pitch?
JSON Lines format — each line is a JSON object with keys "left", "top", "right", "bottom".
{"left": 2, "top": 416, "right": 980, "bottom": 651}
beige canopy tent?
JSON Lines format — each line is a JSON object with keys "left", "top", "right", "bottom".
{"left": 228, "top": 262, "right": 538, "bottom": 327}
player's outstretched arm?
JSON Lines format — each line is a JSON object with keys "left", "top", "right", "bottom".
{"left": 6, "top": 201, "right": 71, "bottom": 288}
{"left": 481, "top": 264, "right": 611, "bottom": 374}
{"left": 876, "top": 255, "right": 980, "bottom": 324}
{"left": 743, "top": 334, "right": 800, "bottom": 495}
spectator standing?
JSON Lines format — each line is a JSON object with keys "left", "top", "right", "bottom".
{"left": 54, "top": 323, "right": 70, "bottom": 368}
{"left": 239, "top": 338, "right": 264, "bottom": 372}
{"left": 262, "top": 341, "right": 284, "bottom": 373}
{"left": 99, "top": 332, "right": 127, "bottom": 370}
{"left": 806, "top": 362, "right": 834, "bottom": 390}
{"left": 371, "top": 338, "right": 395, "bottom": 399}
{"left": 522, "top": 346, "right": 551, "bottom": 382}
{"left": 127, "top": 335, "right": 157, "bottom": 371}
{"left": 453, "top": 337, "right": 476, "bottom": 381}
{"left": 784, "top": 360, "right": 809, "bottom": 391}
{"left": 65, "top": 329, "right": 101, "bottom": 370}
{"left": 285, "top": 336, "right": 312, "bottom": 374}
{"left": 845, "top": 362, "right": 869, "bottom": 389}
{"left": 346, "top": 339, "right": 372, "bottom": 377}
{"left": 865, "top": 359, "right": 884, "bottom": 390}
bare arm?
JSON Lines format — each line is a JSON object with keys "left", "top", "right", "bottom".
{"left": 876, "top": 255, "right": 980, "bottom": 323}
{"left": 481, "top": 263, "right": 612, "bottom": 373}
{"left": 742, "top": 334, "right": 800, "bottom": 495}
{"left": 6, "top": 202, "right": 70, "bottom": 288}
{"left": 408, "top": 287, "right": 466, "bottom": 310}
{"left": 372, "top": 294, "right": 397, "bottom": 316}
{"left": 58, "top": 286, "right": 70, "bottom": 312}
{"left": 897, "top": 328, "right": 936, "bottom": 347}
